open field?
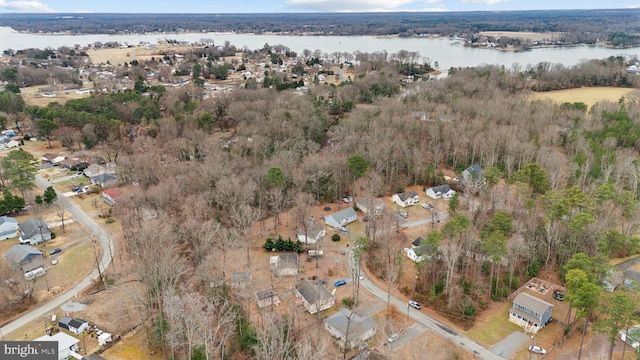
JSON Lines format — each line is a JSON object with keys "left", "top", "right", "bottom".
{"left": 20, "top": 86, "right": 92, "bottom": 107}
{"left": 87, "top": 44, "right": 202, "bottom": 65}
{"left": 479, "top": 31, "right": 563, "bottom": 41}
{"left": 529, "top": 87, "right": 639, "bottom": 108}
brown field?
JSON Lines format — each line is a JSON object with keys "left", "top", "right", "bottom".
{"left": 479, "top": 31, "right": 563, "bottom": 42}
{"left": 87, "top": 44, "right": 202, "bottom": 65}
{"left": 20, "top": 86, "right": 92, "bottom": 107}
{"left": 529, "top": 87, "right": 639, "bottom": 108}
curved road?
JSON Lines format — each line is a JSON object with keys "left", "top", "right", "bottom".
{"left": 0, "top": 175, "right": 114, "bottom": 337}
{"left": 347, "top": 248, "right": 504, "bottom": 360}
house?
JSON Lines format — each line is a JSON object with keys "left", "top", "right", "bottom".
{"left": 392, "top": 191, "right": 420, "bottom": 207}
{"left": 59, "top": 158, "right": 84, "bottom": 170}
{"left": 230, "top": 272, "right": 252, "bottom": 288}
{"left": 102, "top": 188, "right": 122, "bottom": 205}
{"left": 404, "top": 247, "right": 427, "bottom": 263}
{"left": 294, "top": 279, "right": 335, "bottom": 314}
{"left": 19, "top": 218, "right": 52, "bottom": 244}
{"left": 620, "top": 325, "right": 640, "bottom": 350}
{"left": 296, "top": 224, "right": 326, "bottom": 245}
{"left": 508, "top": 292, "right": 553, "bottom": 333}
{"left": 41, "top": 153, "right": 58, "bottom": 163}
{"left": 90, "top": 173, "right": 118, "bottom": 187}
{"left": 0, "top": 216, "right": 18, "bottom": 240}
{"left": 425, "top": 184, "right": 456, "bottom": 199}
{"left": 83, "top": 162, "right": 116, "bottom": 178}
{"left": 34, "top": 332, "right": 80, "bottom": 360}
{"left": 5, "top": 244, "right": 44, "bottom": 273}
{"left": 255, "top": 289, "right": 280, "bottom": 308}
{"left": 58, "top": 317, "right": 90, "bottom": 335}
{"left": 270, "top": 253, "right": 298, "bottom": 277}
{"left": 324, "top": 309, "right": 377, "bottom": 349}
{"left": 461, "top": 164, "right": 483, "bottom": 182}
{"left": 324, "top": 207, "right": 357, "bottom": 228}
{"left": 355, "top": 197, "right": 384, "bottom": 216}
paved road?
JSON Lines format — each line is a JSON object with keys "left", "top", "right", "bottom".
{"left": 0, "top": 175, "right": 114, "bottom": 337}
{"left": 347, "top": 247, "right": 504, "bottom": 360}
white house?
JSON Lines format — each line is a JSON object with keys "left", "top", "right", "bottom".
{"left": 425, "top": 184, "right": 456, "bottom": 199}
{"left": 324, "top": 309, "right": 377, "bottom": 349}
{"left": 296, "top": 224, "right": 326, "bottom": 245}
{"left": 324, "top": 207, "right": 357, "bottom": 228}
{"left": 355, "top": 197, "right": 384, "bottom": 216}
{"left": 58, "top": 317, "right": 90, "bottom": 335}
{"left": 404, "top": 247, "right": 427, "bottom": 263}
{"left": 392, "top": 190, "right": 420, "bottom": 207}
{"left": 33, "top": 332, "right": 80, "bottom": 360}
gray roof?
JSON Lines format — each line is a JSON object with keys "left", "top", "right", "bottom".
{"left": 463, "top": 164, "right": 483, "bottom": 179}
{"left": 328, "top": 207, "right": 357, "bottom": 223}
{"left": 295, "top": 279, "right": 334, "bottom": 304}
{"left": 396, "top": 190, "right": 418, "bottom": 202}
{"left": 428, "top": 184, "right": 452, "bottom": 194}
{"left": 297, "top": 224, "right": 325, "bottom": 238}
{"left": 5, "top": 244, "right": 42, "bottom": 263}
{"left": 0, "top": 216, "right": 18, "bottom": 236}
{"left": 255, "top": 289, "right": 277, "bottom": 301}
{"left": 324, "top": 309, "right": 376, "bottom": 339}
{"left": 91, "top": 173, "right": 117, "bottom": 184}
{"left": 513, "top": 292, "right": 553, "bottom": 315}
{"left": 18, "top": 219, "right": 50, "bottom": 240}
{"left": 276, "top": 253, "right": 298, "bottom": 270}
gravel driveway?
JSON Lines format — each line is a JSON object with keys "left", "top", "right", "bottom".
{"left": 493, "top": 331, "right": 531, "bottom": 358}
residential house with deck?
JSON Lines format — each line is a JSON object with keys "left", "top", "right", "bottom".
{"left": 509, "top": 292, "right": 553, "bottom": 333}
{"left": 425, "top": 184, "right": 456, "bottom": 199}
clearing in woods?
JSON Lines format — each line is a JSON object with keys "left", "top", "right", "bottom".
{"left": 529, "top": 87, "right": 638, "bottom": 107}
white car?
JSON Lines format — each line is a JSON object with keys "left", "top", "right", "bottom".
{"left": 387, "top": 334, "right": 399, "bottom": 343}
{"left": 338, "top": 226, "right": 347, "bottom": 232}
{"left": 421, "top": 203, "right": 433, "bottom": 209}
{"left": 528, "top": 346, "right": 547, "bottom": 355}
{"left": 408, "top": 300, "right": 421, "bottom": 310}
{"left": 399, "top": 211, "right": 408, "bottom": 218}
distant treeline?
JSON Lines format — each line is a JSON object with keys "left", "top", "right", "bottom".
{"left": 2, "top": 10, "right": 640, "bottom": 47}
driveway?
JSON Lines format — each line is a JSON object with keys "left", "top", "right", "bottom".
{"left": 492, "top": 332, "right": 531, "bottom": 358}
{"left": 0, "top": 175, "right": 114, "bottom": 336}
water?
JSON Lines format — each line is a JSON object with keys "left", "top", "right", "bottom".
{"left": 2, "top": 26, "right": 640, "bottom": 69}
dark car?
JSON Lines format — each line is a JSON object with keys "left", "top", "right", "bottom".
{"left": 50, "top": 248, "right": 62, "bottom": 255}
{"left": 553, "top": 290, "right": 565, "bottom": 301}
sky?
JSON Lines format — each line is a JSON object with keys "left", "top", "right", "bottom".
{"left": 1, "top": 0, "right": 640, "bottom": 13}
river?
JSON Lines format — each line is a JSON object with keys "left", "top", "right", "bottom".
{"left": 2, "top": 26, "right": 640, "bottom": 69}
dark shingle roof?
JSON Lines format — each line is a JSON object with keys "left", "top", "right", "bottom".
{"left": 396, "top": 190, "right": 418, "bottom": 202}
{"left": 5, "top": 244, "right": 42, "bottom": 263}
{"left": 513, "top": 292, "right": 553, "bottom": 315}
{"left": 18, "top": 219, "right": 49, "bottom": 240}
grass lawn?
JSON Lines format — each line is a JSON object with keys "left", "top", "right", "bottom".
{"left": 48, "top": 240, "right": 95, "bottom": 287}
{"left": 463, "top": 302, "right": 522, "bottom": 347}
{"left": 529, "top": 87, "right": 638, "bottom": 108}
{"left": 100, "top": 327, "right": 163, "bottom": 360}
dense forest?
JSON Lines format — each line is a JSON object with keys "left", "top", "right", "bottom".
{"left": 2, "top": 46, "right": 640, "bottom": 358}
{"left": 2, "top": 9, "right": 640, "bottom": 47}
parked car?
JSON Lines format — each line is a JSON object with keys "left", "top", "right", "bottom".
{"left": 399, "top": 211, "right": 408, "bottom": 218}
{"left": 49, "top": 248, "right": 62, "bottom": 255}
{"left": 338, "top": 226, "right": 348, "bottom": 232}
{"left": 387, "top": 333, "right": 399, "bottom": 343}
{"left": 334, "top": 279, "right": 347, "bottom": 287}
{"left": 528, "top": 346, "right": 547, "bottom": 355}
{"left": 70, "top": 173, "right": 80, "bottom": 179}
{"left": 421, "top": 203, "right": 433, "bottom": 209}
{"left": 553, "top": 290, "right": 565, "bottom": 301}
{"left": 358, "top": 342, "right": 368, "bottom": 351}
{"left": 408, "top": 300, "right": 421, "bottom": 310}
{"left": 342, "top": 196, "right": 353, "bottom": 203}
